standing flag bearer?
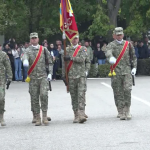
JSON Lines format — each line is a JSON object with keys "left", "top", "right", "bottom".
{"left": 60, "top": 0, "right": 79, "bottom": 92}
{"left": 60, "top": 0, "right": 91, "bottom": 123}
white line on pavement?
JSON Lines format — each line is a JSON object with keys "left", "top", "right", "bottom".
{"left": 101, "top": 82, "right": 150, "bottom": 107}
{"left": 131, "top": 96, "right": 150, "bottom": 107}
{"left": 87, "top": 78, "right": 110, "bottom": 80}
{"left": 101, "top": 82, "right": 111, "bottom": 88}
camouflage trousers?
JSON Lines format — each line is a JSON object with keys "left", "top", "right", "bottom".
{"left": 69, "top": 77, "right": 86, "bottom": 112}
{"left": 111, "top": 74, "right": 132, "bottom": 110}
{"left": 29, "top": 78, "right": 49, "bottom": 114}
{"left": 0, "top": 79, "right": 5, "bottom": 114}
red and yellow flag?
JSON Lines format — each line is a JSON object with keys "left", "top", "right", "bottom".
{"left": 60, "top": 0, "right": 78, "bottom": 41}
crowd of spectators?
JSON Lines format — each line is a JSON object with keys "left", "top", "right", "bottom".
{"left": 1, "top": 38, "right": 65, "bottom": 81}
{"left": 131, "top": 39, "right": 150, "bottom": 59}
{"left": 1, "top": 37, "right": 150, "bottom": 81}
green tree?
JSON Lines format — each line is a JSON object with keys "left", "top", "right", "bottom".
{"left": 0, "top": 2, "right": 6, "bottom": 34}
{"left": 120, "top": 0, "right": 150, "bottom": 39}
{"left": 3, "top": 0, "right": 29, "bottom": 42}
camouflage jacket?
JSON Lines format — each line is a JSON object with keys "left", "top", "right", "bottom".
{"left": 105, "top": 40, "right": 137, "bottom": 75}
{"left": 86, "top": 46, "right": 93, "bottom": 61}
{"left": 22, "top": 45, "right": 53, "bottom": 79}
{"left": 0, "top": 50, "right": 12, "bottom": 80}
{"left": 62, "top": 45, "right": 91, "bottom": 78}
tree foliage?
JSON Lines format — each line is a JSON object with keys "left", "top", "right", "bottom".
{"left": 1, "top": 0, "right": 150, "bottom": 42}
{"left": 120, "top": 0, "right": 150, "bottom": 39}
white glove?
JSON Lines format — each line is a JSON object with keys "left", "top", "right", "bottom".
{"left": 131, "top": 68, "right": 136, "bottom": 76}
{"left": 47, "top": 74, "right": 52, "bottom": 81}
{"left": 109, "top": 57, "right": 116, "bottom": 64}
{"left": 86, "top": 72, "right": 88, "bottom": 77}
{"left": 23, "top": 60, "right": 29, "bottom": 67}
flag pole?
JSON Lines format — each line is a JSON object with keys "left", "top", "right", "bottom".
{"left": 62, "top": 31, "right": 69, "bottom": 93}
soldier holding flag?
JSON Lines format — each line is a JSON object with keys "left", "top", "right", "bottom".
{"left": 105, "top": 27, "right": 137, "bottom": 120}
{"left": 62, "top": 35, "right": 90, "bottom": 123}
{"left": 60, "top": 0, "right": 90, "bottom": 123}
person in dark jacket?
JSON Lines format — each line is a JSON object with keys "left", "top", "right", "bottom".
{"left": 49, "top": 43, "right": 59, "bottom": 80}
{"left": 44, "top": 42, "right": 48, "bottom": 49}
{"left": 138, "top": 41, "right": 149, "bottom": 59}
{"left": 3, "top": 44, "right": 15, "bottom": 81}
{"left": 133, "top": 41, "right": 139, "bottom": 58}
{"left": 94, "top": 43, "right": 106, "bottom": 65}
{"left": 9, "top": 38, "right": 16, "bottom": 49}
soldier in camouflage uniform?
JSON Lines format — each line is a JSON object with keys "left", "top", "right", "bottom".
{"left": 112, "top": 30, "right": 116, "bottom": 40}
{"left": 105, "top": 27, "right": 137, "bottom": 120}
{"left": 22, "top": 33, "right": 53, "bottom": 126}
{"left": 62, "top": 35, "right": 90, "bottom": 123}
{"left": 0, "top": 44, "right": 12, "bottom": 126}
{"left": 85, "top": 41, "right": 93, "bottom": 62}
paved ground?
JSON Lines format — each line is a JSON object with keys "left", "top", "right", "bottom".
{"left": 1, "top": 76, "right": 150, "bottom": 150}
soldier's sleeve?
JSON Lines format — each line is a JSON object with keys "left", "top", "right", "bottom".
{"left": 3, "top": 53, "right": 12, "bottom": 81}
{"left": 85, "top": 50, "right": 91, "bottom": 73}
{"left": 22, "top": 49, "right": 29, "bottom": 62}
{"left": 102, "top": 45, "right": 106, "bottom": 52}
{"left": 104, "top": 43, "right": 113, "bottom": 61}
{"left": 129, "top": 42, "right": 137, "bottom": 69}
{"left": 59, "top": 49, "right": 64, "bottom": 55}
{"left": 61, "top": 51, "right": 65, "bottom": 78}
{"left": 90, "top": 47, "right": 93, "bottom": 61}
{"left": 45, "top": 48, "right": 53, "bottom": 75}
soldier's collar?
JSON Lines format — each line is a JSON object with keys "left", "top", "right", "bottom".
{"left": 116, "top": 39, "right": 123, "bottom": 44}
{"left": 32, "top": 44, "right": 39, "bottom": 49}
{"left": 72, "top": 44, "right": 78, "bottom": 49}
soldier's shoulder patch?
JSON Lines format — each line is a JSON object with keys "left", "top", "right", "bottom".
{"left": 5, "top": 54, "right": 10, "bottom": 61}
{"left": 80, "top": 46, "right": 86, "bottom": 51}
{"left": 83, "top": 49, "right": 87, "bottom": 52}
{"left": 6, "top": 55, "right": 9, "bottom": 59}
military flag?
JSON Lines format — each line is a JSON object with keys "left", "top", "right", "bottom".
{"left": 60, "top": 0, "right": 78, "bottom": 41}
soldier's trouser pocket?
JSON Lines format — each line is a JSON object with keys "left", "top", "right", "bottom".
{"left": 0, "top": 81, "right": 5, "bottom": 114}
{"left": 111, "top": 75, "right": 132, "bottom": 109}
{"left": 78, "top": 77, "right": 86, "bottom": 110}
{"left": 111, "top": 76, "right": 124, "bottom": 109}
{"left": 29, "top": 79, "right": 40, "bottom": 114}
{"left": 40, "top": 78, "right": 48, "bottom": 111}
{"left": 123, "top": 74, "right": 132, "bottom": 107}
{"left": 69, "top": 78, "right": 78, "bottom": 111}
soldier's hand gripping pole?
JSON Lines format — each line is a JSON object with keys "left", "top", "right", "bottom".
{"left": 129, "top": 43, "right": 135, "bottom": 86}
{"left": 44, "top": 47, "right": 52, "bottom": 92}
{"left": 132, "top": 75, "right": 135, "bottom": 86}
{"left": 46, "top": 68, "right": 52, "bottom": 92}
{"left": 49, "top": 80, "right": 52, "bottom": 91}
{"left": 6, "top": 80, "right": 11, "bottom": 90}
